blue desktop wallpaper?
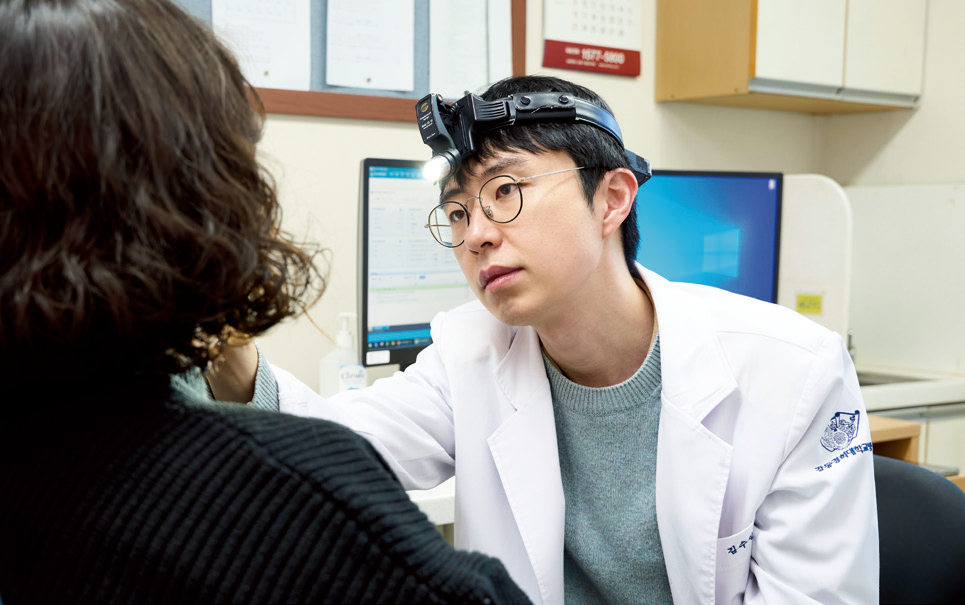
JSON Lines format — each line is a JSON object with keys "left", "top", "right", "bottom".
{"left": 635, "top": 172, "right": 781, "bottom": 303}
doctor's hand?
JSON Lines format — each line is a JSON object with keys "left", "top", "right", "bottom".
{"left": 205, "top": 336, "right": 259, "bottom": 403}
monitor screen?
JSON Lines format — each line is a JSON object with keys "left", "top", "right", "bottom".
{"left": 636, "top": 170, "right": 782, "bottom": 303}
{"left": 359, "top": 158, "right": 475, "bottom": 369}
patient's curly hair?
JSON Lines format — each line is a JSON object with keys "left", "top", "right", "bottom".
{"left": 0, "top": 0, "right": 323, "bottom": 381}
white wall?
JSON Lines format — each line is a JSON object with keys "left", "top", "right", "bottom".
{"left": 846, "top": 183, "right": 965, "bottom": 376}
{"left": 256, "top": 0, "right": 964, "bottom": 388}
{"left": 816, "top": 0, "right": 965, "bottom": 376}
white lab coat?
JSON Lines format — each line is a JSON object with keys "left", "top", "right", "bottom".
{"left": 276, "top": 267, "right": 878, "bottom": 604}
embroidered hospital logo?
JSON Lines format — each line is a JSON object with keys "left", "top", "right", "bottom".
{"left": 820, "top": 410, "right": 860, "bottom": 452}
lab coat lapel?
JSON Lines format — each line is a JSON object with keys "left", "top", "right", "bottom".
{"left": 487, "top": 326, "right": 565, "bottom": 605}
{"left": 644, "top": 267, "right": 737, "bottom": 603}
{"left": 656, "top": 397, "right": 733, "bottom": 603}
{"left": 642, "top": 267, "right": 738, "bottom": 420}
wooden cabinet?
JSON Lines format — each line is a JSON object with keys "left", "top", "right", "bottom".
{"left": 870, "top": 415, "right": 965, "bottom": 492}
{"left": 655, "top": 0, "right": 927, "bottom": 114}
{"left": 869, "top": 415, "right": 921, "bottom": 463}
{"left": 754, "top": 0, "right": 847, "bottom": 90}
{"left": 843, "top": 0, "right": 927, "bottom": 97}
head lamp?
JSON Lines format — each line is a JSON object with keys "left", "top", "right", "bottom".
{"left": 415, "top": 91, "right": 651, "bottom": 185}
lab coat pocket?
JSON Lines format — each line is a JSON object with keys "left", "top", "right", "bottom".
{"left": 716, "top": 521, "right": 755, "bottom": 571}
{"left": 715, "top": 521, "right": 755, "bottom": 604}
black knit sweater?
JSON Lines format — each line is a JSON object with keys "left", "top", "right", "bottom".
{"left": 0, "top": 376, "right": 530, "bottom": 605}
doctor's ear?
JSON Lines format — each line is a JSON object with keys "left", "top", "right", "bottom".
{"left": 599, "top": 168, "right": 638, "bottom": 239}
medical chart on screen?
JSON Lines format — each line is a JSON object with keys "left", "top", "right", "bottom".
{"left": 366, "top": 168, "right": 475, "bottom": 332}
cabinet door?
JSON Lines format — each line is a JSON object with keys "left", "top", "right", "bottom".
{"left": 755, "top": 0, "right": 847, "bottom": 87}
{"left": 844, "top": 0, "right": 926, "bottom": 96}
{"left": 924, "top": 412, "right": 965, "bottom": 474}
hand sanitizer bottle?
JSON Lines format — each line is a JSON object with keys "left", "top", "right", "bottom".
{"left": 318, "top": 312, "right": 367, "bottom": 397}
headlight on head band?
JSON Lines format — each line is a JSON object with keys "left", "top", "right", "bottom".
{"left": 414, "top": 91, "right": 651, "bottom": 185}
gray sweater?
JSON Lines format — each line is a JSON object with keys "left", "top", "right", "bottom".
{"left": 545, "top": 335, "right": 673, "bottom": 605}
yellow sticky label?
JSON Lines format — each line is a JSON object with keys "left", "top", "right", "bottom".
{"left": 796, "top": 294, "right": 823, "bottom": 315}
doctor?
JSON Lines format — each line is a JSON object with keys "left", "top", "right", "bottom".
{"left": 210, "top": 75, "right": 878, "bottom": 604}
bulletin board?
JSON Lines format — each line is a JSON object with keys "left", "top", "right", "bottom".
{"left": 174, "top": 0, "right": 527, "bottom": 123}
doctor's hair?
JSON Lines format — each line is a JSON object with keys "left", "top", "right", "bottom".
{"left": 0, "top": 0, "right": 324, "bottom": 382}
{"left": 452, "top": 74, "right": 641, "bottom": 280}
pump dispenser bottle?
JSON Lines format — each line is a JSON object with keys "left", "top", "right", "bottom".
{"left": 318, "top": 312, "right": 367, "bottom": 397}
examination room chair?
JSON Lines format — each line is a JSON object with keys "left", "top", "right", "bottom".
{"left": 873, "top": 454, "right": 965, "bottom": 604}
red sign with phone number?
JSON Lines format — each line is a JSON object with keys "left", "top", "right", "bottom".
{"left": 543, "top": 39, "right": 640, "bottom": 77}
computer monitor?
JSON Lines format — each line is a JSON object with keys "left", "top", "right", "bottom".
{"left": 359, "top": 158, "right": 476, "bottom": 369}
{"left": 636, "top": 170, "right": 782, "bottom": 303}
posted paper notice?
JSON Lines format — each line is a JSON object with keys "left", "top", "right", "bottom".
{"left": 542, "top": 0, "right": 642, "bottom": 76}
{"left": 212, "top": 0, "right": 311, "bottom": 90}
{"left": 326, "top": 0, "right": 415, "bottom": 92}
{"left": 429, "top": 0, "right": 513, "bottom": 99}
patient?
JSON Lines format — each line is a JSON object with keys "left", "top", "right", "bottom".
{"left": 0, "top": 0, "right": 528, "bottom": 603}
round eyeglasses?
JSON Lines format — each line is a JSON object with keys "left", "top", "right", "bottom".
{"left": 425, "top": 166, "right": 585, "bottom": 248}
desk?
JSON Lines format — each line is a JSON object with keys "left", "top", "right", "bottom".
{"left": 406, "top": 477, "right": 454, "bottom": 526}
{"left": 860, "top": 375, "right": 965, "bottom": 412}
{"left": 406, "top": 478, "right": 456, "bottom": 543}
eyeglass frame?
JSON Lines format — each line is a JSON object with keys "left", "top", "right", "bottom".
{"left": 424, "top": 165, "right": 586, "bottom": 248}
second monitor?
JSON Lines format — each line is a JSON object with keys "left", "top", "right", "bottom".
{"left": 637, "top": 170, "right": 782, "bottom": 304}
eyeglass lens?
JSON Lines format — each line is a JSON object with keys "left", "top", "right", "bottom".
{"left": 427, "top": 176, "right": 523, "bottom": 247}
